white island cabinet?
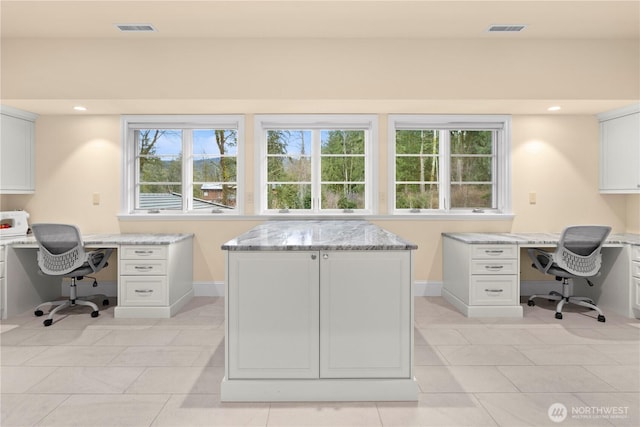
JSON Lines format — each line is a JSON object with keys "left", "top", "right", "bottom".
{"left": 221, "top": 220, "right": 418, "bottom": 402}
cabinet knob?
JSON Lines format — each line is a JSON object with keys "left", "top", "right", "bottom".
{"left": 311, "top": 254, "right": 317, "bottom": 260}
{"left": 323, "top": 253, "right": 329, "bottom": 259}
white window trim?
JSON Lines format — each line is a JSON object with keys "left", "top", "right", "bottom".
{"left": 388, "top": 114, "right": 512, "bottom": 217}
{"left": 120, "top": 114, "right": 245, "bottom": 217}
{"left": 254, "top": 114, "right": 378, "bottom": 216}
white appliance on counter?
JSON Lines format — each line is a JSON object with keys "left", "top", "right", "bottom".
{"left": 0, "top": 210, "right": 30, "bottom": 239}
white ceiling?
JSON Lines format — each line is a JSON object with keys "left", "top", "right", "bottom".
{"left": 2, "top": 0, "right": 639, "bottom": 40}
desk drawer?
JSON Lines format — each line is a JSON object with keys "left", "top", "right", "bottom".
{"left": 121, "top": 276, "right": 167, "bottom": 306}
{"left": 471, "top": 259, "right": 518, "bottom": 275}
{"left": 121, "top": 246, "right": 167, "bottom": 260}
{"left": 121, "top": 259, "right": 167, "bottom": 275}
{"left": 471, "top": 245, "right": 517, "bottom": 259}
{"left": 470, "top": 275, "right": 518, "bottom": 305}
{"left": 632, "top": 261, "right": 640, "bottom": 278}
{"left": 632, "top": 245, "right": 640, "bottom": 262}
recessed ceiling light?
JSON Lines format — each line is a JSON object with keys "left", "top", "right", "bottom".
{"left": 487, "top": 25, "right": 527, "bottom": 33}
{"left": 73, "top": 106, "right": 87, "bottom": 111}
{"left": 547, "top": 106, "right": 561, "bottom": 112}
{"left": 115, "top": 24, "right": 157, "bottom": 33}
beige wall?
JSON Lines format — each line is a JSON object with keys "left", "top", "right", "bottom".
{"left": 0, "top": 113, "right": 632, "bottom": 283}
{"left": 2, "top": 38, "right": 638, "bottom": 102}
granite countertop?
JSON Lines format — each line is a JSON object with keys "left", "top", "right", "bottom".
{"left": 442, "top": 232, "right": 640, "bottom": 246}
{"left": 2, "top": 233, "right": 193, "bottom": 246}
{"left": 222, "top": 220, "right": 418, "bottom": 251}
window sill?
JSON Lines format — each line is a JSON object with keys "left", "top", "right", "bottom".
{"left": 118, "top": 212, "right": 515, "bottom": 221}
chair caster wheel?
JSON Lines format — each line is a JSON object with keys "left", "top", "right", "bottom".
{"left": 34, "top": 310, "right": 44, "bottom": 317}
{"left": 597, "top": 315, "right": 606, "bottom": 322}
{"left": 43, "top": 319, "right": 53, "bottom": 327}
{"left": 527, "top": 300, "right": 535, "bottom": 306}
{"left": 555, "top": 312, "right": 563, "bottom": 320}
{"left": 91, "top": 311, "right": 99, "bottom": 318}
{"left": 102, "top": 299, "right": 109, "bottom": 306}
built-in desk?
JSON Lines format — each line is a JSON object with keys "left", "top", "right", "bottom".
{"left": 442, "top": 232, "right": 640, "bottom": 319}
{"left": 0, "top": 233, "right": 193, "bottom": 319}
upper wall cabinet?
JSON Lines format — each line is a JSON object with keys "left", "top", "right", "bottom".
{"left": 598, "top": 104, "right": 640, "bottom": 194}
{"left": 0, "top": 106, "right": 38, "bottom": 194}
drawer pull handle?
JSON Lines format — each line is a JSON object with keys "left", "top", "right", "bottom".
{"left": 485, "top": 265, "right": 504, "bottom": 270}
{"left": 484, "top": 289, "right": 503, "bottom": 293}
{"left": 134, "top": 289, "right": 154, "bottom": 294}
{"left": 134, "top": 250, "right": 154, "bottom": 255}
{"left": 485, "top": 249, "right": 504, "bottom": 255}
{"left": 134, "top": 266, "right": 153, "bottom": 270}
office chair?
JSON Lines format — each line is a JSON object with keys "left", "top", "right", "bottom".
{"left": 527, "top": 225, "right": 611, "bottom": 322}
{"left": 31, "top": 223, "right": 113, "bottom": 327}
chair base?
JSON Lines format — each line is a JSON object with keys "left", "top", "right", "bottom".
{"left": 33, "top": 277, "right": 109, "bottom": 326}
{"left": 527, "top": 278, "right": 606, "bottom": 322}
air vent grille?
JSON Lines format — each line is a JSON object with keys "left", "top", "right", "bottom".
{"left": 115, "top": 24, "right": 157, "bottom": 32}
{"left": 488, "top": 25, "right": 526, "bottom": 33}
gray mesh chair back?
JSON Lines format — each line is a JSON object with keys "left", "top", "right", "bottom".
{"left": 32, "top": 224, "right": 87, "bottom": 276}
{"left": 554, "top": 225, "right": 612, "bottom": 277}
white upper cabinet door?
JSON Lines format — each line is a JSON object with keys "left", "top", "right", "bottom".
{"left": 0, "top": 108, "right": 37, "bottom": 194}
{"left": 227, "top": 251, "right": 320, "bottom": 379}
{"left": 319, "top": 250, "right": 411, "bottom": 379}
{"left": 599, "top": 105, "right": 640, "bottom": 193}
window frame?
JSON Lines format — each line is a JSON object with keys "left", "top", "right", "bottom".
{"left": 255, "top": 114, "right": 378, "bottom": 216}
{"left": 121, "top": 115, "right": 245, "bottom": 216}
{"left": 388, "top": 114, "right": 511, "bottom": 217}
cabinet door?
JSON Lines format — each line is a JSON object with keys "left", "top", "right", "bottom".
{"left": 600, "top": 113, "right": 640, "bottom": 192}
{"left": 320, "top": 251, "right": 411, "bottom": 378}
{"left": 228, "top": 251, "right": 319, "bottom": 379}
{"left": 0, "top": 114, "right": 35, "bottom": 193}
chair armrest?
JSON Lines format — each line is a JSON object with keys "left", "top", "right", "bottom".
{"left": 86, "top": 248, "right": 114, "bottom": 273}
{"left": 527, "top": 248, "right": 555, "bottom": 274}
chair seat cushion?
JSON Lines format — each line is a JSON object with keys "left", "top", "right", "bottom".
{"left": 64, "top": 252, "right": 108, "bottom": 278}
{"left": 531, "top": 255, "right": 573, "bottom": 279}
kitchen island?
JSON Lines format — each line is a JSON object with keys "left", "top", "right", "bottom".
{"left": 220, "top": 220, "right": 418, "bottom": 402}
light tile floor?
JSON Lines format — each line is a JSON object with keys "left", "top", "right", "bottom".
{"left": 1, "top": 296, "right": 639, "bottom": 426}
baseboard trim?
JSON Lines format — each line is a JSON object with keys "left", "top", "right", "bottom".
{"left": 60, "top": 280, "right": 117, "bottom": 298}
{"left": 193, "top": 281, "right": 225, "bottom": 297}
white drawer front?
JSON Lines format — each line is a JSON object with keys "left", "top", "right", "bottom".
{"left": 634, "top": 277, "right": 640, "bottom": 307}
{"left": 632, "top": 261, "right": 640, "bottom": 278}
{"left": 471, "top": 259, "right": 518, "bottom": 275}
{"left": 470, "top": 275, "right": 518, "bottom": 305}
{"left": 471, "top": 245, "right": 517, "bottom": 259}
{"left": 632, "top": 245, "right": 640, "bottom": 262}
{"left": 121, "top": 276, "right": 167, "bottom": 306}
{"left": 121, "top": 246, "right": 167, "bottom": 260}
{"left": 121, "top": 259, "right": 167, "bottom": 275}
{"left": 0, "top": 260, "right": 4, "bottom": 278}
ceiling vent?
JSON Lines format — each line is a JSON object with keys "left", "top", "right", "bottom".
{"left": 487, "top": 25, "right": 527, "bottom": 33}
{"left": 115, "top": 24, "right": 157, "bottom": 33}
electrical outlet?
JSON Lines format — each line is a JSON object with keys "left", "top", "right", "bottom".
{"left": 92, "top": 192, "right": 100, "bottom": 205}
{"left": 529, "top": 192, "right": 536, "bottom": 204}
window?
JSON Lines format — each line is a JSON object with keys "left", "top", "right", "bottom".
{"left": 389, "top": 115, "right": 511, "bottom": 215}
{"left": 256, "top": 115, "right": 377, "bottom": 215}
{"left": 122, "top": 115, "right": 244, "bottom": 215}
